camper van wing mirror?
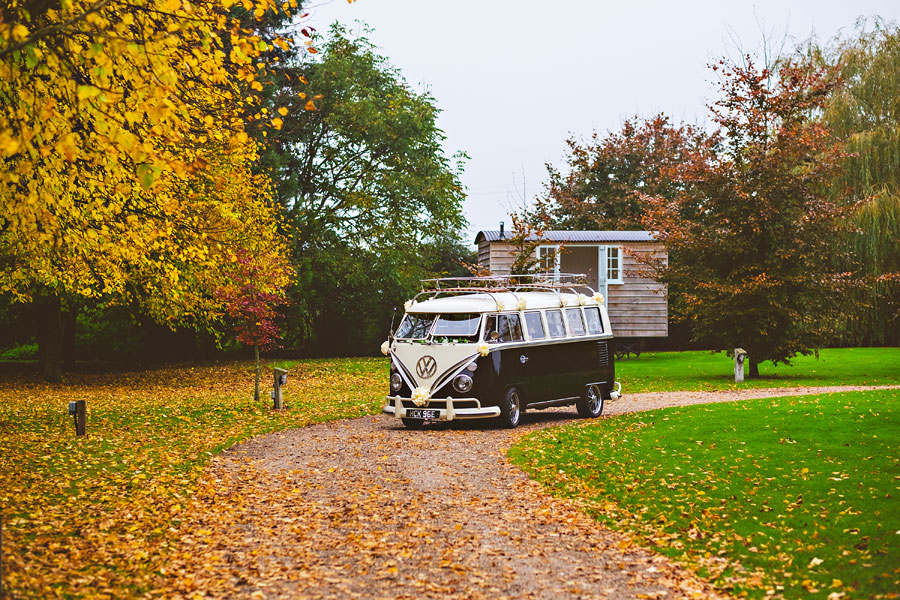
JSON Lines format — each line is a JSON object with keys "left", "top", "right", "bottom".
{"left": 389, "top": 307, "right": 398, "bottom": 341}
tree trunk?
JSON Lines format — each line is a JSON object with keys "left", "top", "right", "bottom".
{"left": 62, "top": 305, "right": 78, "bottom": 369}
{"left": 254, "top": 342, "right": 260, "bottom": 402}
{"left": 37, "top": 294, "right": 63, "bottom": 382}
{"left": 748, "top": 354, "right": 760, "bottom": 378}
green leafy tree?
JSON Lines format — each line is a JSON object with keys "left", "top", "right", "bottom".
{"left": 261, "top": 23, "right": 467, "bottom": 354}
{"left": 643, "top": 58, "right": 857, "bottom": 376}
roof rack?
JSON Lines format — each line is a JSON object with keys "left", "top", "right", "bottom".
{"left": 413, "top": 274, "right": 597, "bottom": 307}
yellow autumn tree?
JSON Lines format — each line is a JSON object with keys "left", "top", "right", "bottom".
{"left": 0, "top": 0, "right": 295, "bottom": 379}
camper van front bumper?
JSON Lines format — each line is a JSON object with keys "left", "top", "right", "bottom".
{"left": 383, "top": 396, "right": 501, "bottom": 421}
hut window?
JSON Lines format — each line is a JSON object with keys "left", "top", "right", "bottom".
{"left": 607, "top": 246, "right": 623, "bottom": 283}
{"left": 538, "top": 245, "right": 559, "bottom": 273}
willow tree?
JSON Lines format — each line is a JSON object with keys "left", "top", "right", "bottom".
{"left": 1, "top": 0, "right": 294, "bottom": 379}
{"left": 801, "top": 20, "right": 900, "bottom": 344}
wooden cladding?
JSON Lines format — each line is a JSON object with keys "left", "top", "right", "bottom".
{"left": 478, "top": 239, "right": 668, "bottom": 338}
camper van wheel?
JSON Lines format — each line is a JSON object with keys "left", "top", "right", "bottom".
{"left": 577, "top": 384, "right": 605, "bottom": 418}
{"left": 498, "top": 386, "right": 522, "bottom": 429}
{"left": 401, "top": 418, "right": 425, "bottom": 430}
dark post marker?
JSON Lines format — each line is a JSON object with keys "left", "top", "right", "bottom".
{"left": 76, "top": 400, "right": 86, "bottom": 436}
{"left": 69, "top": 400, "right": 86, "bottom": 436}
{"left": 273, "top": 368, "right": 287, "bottom": 410}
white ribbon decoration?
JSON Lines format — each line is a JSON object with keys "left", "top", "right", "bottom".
{"left": 411, "top": 387, "right": 430, "bottom": 407}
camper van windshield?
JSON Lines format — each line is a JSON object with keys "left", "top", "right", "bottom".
{"left": 395, "top": 314, "right": 435, "bottom": 339}
{"left": 433, "top": 314, "right": 481, "bottom": 337}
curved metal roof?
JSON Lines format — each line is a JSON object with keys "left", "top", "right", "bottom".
{"left": 475, "top": 230, "right": 658, "bottom": 244}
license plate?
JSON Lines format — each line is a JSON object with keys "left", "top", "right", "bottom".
{"left": 407, "top": 409, "right": 439, "bottom": 420}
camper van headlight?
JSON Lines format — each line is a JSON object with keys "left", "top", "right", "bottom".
{"left": 390, "top": 373, "right": 403, "bottom": 392}
{"left": 452, "top": 373, "right": 473, "bottom": 394}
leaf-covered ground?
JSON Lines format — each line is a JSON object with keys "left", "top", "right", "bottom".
{"left": 2, "top": 349, "right": 897, "bottom": 598}
{"left": 158, "top": 409, "right": 726, "bottom": 600}
{"left": 615, "top": 347, "right": 900, "bottom": 393}
{"left": 508, "top": 389, "right": 900, "bottom": 599}
{"left": 0, "top": 358, "right": 384, "bottom": 598}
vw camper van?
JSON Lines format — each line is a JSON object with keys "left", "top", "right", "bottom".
{"left": 382, "top": 274, "right": 622, "bottom": 429}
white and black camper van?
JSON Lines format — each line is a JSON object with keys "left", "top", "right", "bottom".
{"left": 382, "top": 274, "right": 622, "bottom": 429}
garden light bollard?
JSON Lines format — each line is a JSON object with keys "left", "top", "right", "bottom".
{"left": 734, "top": 348, "right": 748, "bottom": 382}
{"left": 272, "top": 368, "right": 287, "bottom": 410}
{"left": 67, "top": 400, "right": 86, "bottom": 436}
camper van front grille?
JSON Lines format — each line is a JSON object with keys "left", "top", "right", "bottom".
{"left": 596, "top": 341, "right": 610, "bottom": 367}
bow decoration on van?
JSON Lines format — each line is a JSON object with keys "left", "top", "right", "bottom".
{"left": 411, "top": 386, "right": 430, "bottom": 406}
{"left": 380, "top": 341, "right": 390, "bottom": 356}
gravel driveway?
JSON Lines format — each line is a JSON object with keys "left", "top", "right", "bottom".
{"left": 164, "top": 385, "right": 895, "bottom": 599}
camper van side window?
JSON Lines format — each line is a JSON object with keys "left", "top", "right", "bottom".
{"left": 566, "top": 308, "right": 586, "bottom": 336}
{"left": 523, "top": 311, "right": 546, "bottom": 339}
{"left": 499, "top": 314, "right": 523, "bottom": 342}
{"left": 545, "top": 310, "right": 566, "bottom": 338}
{"left": 584, "top": 307, "right": 604, "bottom": 334}
{"left": 485, "top": 314, "right": 523, "bottom": 343}
{"left": 484, "top": 315, "right": 496, "bottom": 341}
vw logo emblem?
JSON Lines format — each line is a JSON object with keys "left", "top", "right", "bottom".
{"left": 416, "top": 355, "right": 437, "bottom": 378}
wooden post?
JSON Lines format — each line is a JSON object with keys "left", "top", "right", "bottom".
{"left": 273, "top": 368, "right": 287, "bottom": 410}
{"left": 75, "top": 399, "right": 86, "bottom": 436}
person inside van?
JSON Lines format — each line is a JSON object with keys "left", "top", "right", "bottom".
{"left": 484, "top": 314, "right": 523, "bottom": 343}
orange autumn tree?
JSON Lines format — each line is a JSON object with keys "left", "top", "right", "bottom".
{"left": 216, "top": 248, "right": 291, "bottom": 403}
{"left": 642, "top": 58, "right": 859, "bottom": 377}
{"left": 539, "top": 115, "right": 709, "bottom": 231}
{"left": 0, "top": 0, "right": 295, "bottom": 379}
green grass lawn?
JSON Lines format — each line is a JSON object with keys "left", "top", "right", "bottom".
{"left": 616, "top": 347, "right": 900, "bottom": 393}
{"left": 508, "top": 389, "right": 900, "bottom": 599}
{"left": 0, "top": 357, "right": 385, "bottom": 598}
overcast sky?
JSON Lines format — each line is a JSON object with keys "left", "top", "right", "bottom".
{"left": 305, "top": 1, "right": 898, "bottom": 243}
